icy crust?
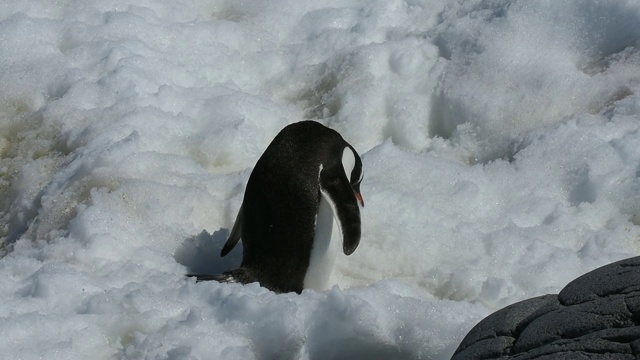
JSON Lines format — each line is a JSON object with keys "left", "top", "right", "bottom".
{"left": 452, "top": 256, "right": 640, "bottom": 359}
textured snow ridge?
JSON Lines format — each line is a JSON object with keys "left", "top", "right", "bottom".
{"left": 452, "top": 256, "right": 640, "bottom": 360}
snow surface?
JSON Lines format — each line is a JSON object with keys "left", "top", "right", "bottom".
{"left": 1, "top": 0, "right": 640, "bottom": 359}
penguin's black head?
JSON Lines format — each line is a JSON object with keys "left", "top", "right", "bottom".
{"left": 344, "top": 145, "right": 364, "bottom": 207}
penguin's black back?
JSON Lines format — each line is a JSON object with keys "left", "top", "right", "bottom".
{"left": 240, "top": 121, "right": 349, "bottom": 293}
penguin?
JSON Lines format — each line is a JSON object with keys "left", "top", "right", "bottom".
{"left": 188, "top": 121, "right": 364, "bottom": 294}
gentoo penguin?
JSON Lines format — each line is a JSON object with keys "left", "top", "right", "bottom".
{"left": 189, "top": 121, "right": 364, "bottom": 294}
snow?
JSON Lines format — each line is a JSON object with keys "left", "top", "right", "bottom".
{"left": 1, "top": 0, "right": 640, "bottom": 358}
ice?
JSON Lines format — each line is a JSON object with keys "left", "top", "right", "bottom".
{"left": 1, "top": 0, "right": 640, "bottom": 359}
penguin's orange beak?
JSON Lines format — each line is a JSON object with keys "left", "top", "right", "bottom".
{"left": 355, "top": 192, "right": 364, "bottom": 207}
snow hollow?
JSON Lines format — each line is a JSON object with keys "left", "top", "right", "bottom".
{"left": 1, "top": 0, "right": 640, "bottom": 359}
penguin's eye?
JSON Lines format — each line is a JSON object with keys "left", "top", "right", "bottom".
{"left": 343, "top": 146, "right": 363, "bottom": 187}
{"left": 351, "top": 168, "right": 363, "bottom": 187}
{"left": 349, "top": 167, "right": 364, "bottom": 186}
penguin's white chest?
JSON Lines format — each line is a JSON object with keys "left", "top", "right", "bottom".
{"left": 303, "top": 193, "right": 340, "bottom": 291}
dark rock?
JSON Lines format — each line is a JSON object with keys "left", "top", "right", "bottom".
{"left": 452, "top": 257, "right": 640, "bottom": 359}
{"left": 558, "top": 257, "right": 640, "bottom": 306}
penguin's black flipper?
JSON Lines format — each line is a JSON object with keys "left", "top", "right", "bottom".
{"left": 319, "top": 166, "right": 361, "bottom": 255}
{"left": 220, "top": 205, "right": 243, "bottom": 257}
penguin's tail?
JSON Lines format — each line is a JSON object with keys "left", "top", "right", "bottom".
{"left": 186, "top": 268, "right": 253, "bottom": 284}
{"left": 186, "top": 273, "right": 237, "bottom": 283}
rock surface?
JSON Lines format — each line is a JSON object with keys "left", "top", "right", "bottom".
{"left": 452, "top": 257, "right": 640, "bottom": 359}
